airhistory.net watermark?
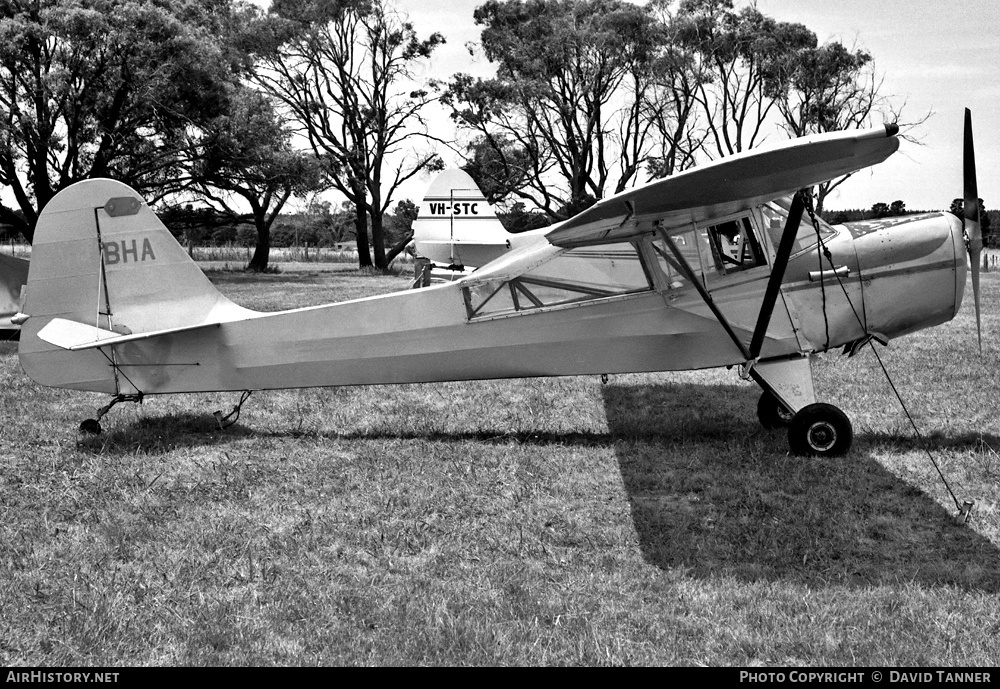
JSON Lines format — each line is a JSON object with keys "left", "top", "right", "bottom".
{"left": 5, "top": 672, "right": 119, "bottom": 683}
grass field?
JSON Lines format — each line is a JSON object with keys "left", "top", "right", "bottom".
{"left": 1, "top": 267, "right": 999, "bottom": 666}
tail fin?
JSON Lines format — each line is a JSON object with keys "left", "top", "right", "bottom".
{"left": 412, "top": 169, "right": 514, "bottom": 268}
{"left": 18, "top": 178, "right": 250, "bottom": 393}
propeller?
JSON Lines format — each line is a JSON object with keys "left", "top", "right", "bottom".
{"left": 964, "top": 108, "right": 983, "bottom": 354}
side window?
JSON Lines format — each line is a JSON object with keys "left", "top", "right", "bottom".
{"left": 703, "top": 217, "right": 767, "bottom": 275}
{"left": 463, "top": 241, "right": 651, "bottom": 319}
{"left": 651, "top": 229, "right": 699, "bottom": 290}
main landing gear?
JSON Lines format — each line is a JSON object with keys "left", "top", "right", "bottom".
{"left": 786, "top": 401, "right": 852, "bottom": 457}
{"left": 756, "top": 390, "right": 853, "bottom": 457}
{"left": 756, "top": 389, "right": 794, "bottom": 429}
{"left": 751, "top": 357, "right": 853, "bottom": 457}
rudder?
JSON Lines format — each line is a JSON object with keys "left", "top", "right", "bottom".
{"left": 19, "top": 178, "right": 249, "bottom": 392}
{"left": 412, "top": 169, "right": 513, "bottom": 268}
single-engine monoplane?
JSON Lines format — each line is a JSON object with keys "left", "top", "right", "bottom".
{"left": 13, "top": 111, "right": 983, "bottom": 457}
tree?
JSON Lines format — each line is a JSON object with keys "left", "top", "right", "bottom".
{"left": 444, "top": 0, "right": 665, "bottom": 221}
{"left": 774, "top": 39, "right": 924, "bottom": 213}
{"left": 498, "top": 201, "right": 552, "bottom": 233}
{"left": 254, "top": 0, "right": 445, "bottom": 270}
{"left": 0, "top": 0, "right": 248, "bottom": 241}
{"left": 951, "top": 197, "right": 993, "bottom": 248}
{"left": 870, "top": 201, "right": 890, "bottom": 218}
{"left": 643, "top": 0, "right": 706, "bottom": 180}
{"left": 460, "top": 135, "right": 534, "bottom": 206}
{"left": 674, "top": 0, "right": 816, "bottom": 158}
{"left": 193, "top": 86, "right": 330, "bottom": 271}
{"left": 381, "top": 197, "right": 417, "bottom": 264}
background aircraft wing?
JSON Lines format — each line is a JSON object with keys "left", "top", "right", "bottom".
{"left": 545, "top": 125, "right": 900, "bottom": 247}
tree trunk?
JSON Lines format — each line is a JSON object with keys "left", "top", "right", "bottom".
{"left": 354, "top": 199, "right": 373, "bottom": 268}
{"left": 384, "top": 230, "right": 414, "bottom": 266}
{"left": 371, "top": 211, "right": 387, "bottom": 270}
{"left": 247, "top": 215, "right": 271, "bottom": 272}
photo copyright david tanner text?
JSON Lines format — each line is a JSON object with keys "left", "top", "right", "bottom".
{"left": 740, "top": 672, "right": 992, "bottom": 683}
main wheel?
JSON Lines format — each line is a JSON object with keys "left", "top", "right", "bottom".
{"left": 787, "top": 403, "right": 852, "bottom": 457}
{"left": 757, "top": 390, "right": 794, "bottom": 429}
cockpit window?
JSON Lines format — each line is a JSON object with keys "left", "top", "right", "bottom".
{"left": 761, "top": 201, "right": 835, "bottom": 256}
{"left": 651, "top": 230, "right": 698, "bottom": 290}
{"left": 704, "top": 217, "right": 767, "bottom": 274}
{"left": 463, "top": 241, "right": 651, "bottom": 319}
{"left": 649, "top": 214, "right": 766, "bottom": 290}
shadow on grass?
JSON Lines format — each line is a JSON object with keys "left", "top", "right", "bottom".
{"left": 863, "top": 430, "right": 1000, "bottom": 453}
{"left": 76, "top": 412, "right": 255, "bottom": 455}
{"left": 602, "top": 381, "right": 1000, "bottom": 592}
{"left": 205, "top": 271, "right": 331, "bottom": 285}
{"left": 84, "top": 378, "right": 1000, "bottom": 592}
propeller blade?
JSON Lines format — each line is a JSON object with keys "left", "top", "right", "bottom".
{"left": 964, "top": 108, "right": 982, "bottom": 354}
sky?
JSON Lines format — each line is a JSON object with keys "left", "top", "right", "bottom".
{"left": 390, "top": 0, "right": 1000, "bottom": 212}
{"left": 5, "top": 1, "right": 983, "bottom": 216}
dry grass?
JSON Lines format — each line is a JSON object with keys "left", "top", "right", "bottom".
{"left": 1, "top": 267, "right": 999, "bottom": 666}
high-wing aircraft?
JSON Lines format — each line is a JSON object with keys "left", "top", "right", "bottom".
{"left": 13, "top": 112, "right": 983, "bottom": 457}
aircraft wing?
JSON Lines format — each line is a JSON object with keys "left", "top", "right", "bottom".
{"left": 545, "top": 125, "right": 900, "bottom": 247}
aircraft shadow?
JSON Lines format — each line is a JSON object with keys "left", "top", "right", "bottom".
{"left": 601, "top": 381, "right": 1000, "bottom": 592}
{"left": 81, "top": 379, "right": 1000, "bottom": 592}
{"left": 76, "top": 412, "right": 255, "bottom": 454}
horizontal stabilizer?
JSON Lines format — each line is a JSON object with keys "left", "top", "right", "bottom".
{"left": 38, "top": 317, "right": 224, "bottom": 351}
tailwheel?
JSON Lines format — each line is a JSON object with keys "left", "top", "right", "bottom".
{"left": 788, "top": 403, "right": 852, "bottom": 457}
{"left": 79, "top": 418, "right": 102, "bottom": 435}
{"left": 757, "top": 390, "right": 794, "bottom": 429}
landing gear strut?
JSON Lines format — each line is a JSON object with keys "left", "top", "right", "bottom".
{"left": 787, "top": 403, "right": 852, "bottom": 457}
{"left": 79, "top": 393, "right": 143, "bottom": 435}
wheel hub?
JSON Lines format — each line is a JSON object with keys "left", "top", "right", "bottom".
{"left": 806, "top": 421, "right": 837, "bottom": 452}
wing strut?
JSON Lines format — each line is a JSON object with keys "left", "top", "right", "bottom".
{"left": 748, "top": 190, "right": 807, "bottom": 359}
{"left": 656, "top": 229, "right": 752, "bottom": 361}
{"left": 656, "top": 189, "right": 808, "bottom": 371}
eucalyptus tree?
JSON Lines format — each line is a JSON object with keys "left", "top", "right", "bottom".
{"left": 445, "top": 0, "right": 666, "bottom": 221}
{"left": 673, "top": 0, "right": 816, "bottom": 158}
{"left": 773, "top": 40, "right": 927, "bottom": 213}
{"left": 642, "top": 0, "right": 707, "bottom": 180}
{"left": 0, "top": 0, "right": 250, "bottom": 241}
{"left": 192, "top": 86, "right": 330, "bottom": 271}
{"left": 253, "top": 0, "right": 445, "bottom": 269}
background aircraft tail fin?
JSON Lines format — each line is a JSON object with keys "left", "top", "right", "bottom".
{"left": 18, "top": 178, "right": 249, "bottom": 392}
{"left": 412, "top": 169, "right": 514, "bottom": 268}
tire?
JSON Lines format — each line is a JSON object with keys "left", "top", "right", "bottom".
{"left": 79, "top": 418, "right": 102, "bottom": 435}
{"left": 757, "top": 390, "right": 794, "bottom": 429}
{"left": 787, "top": 403, "right": 852, "bottom": 457}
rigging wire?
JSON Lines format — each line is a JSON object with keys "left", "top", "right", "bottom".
{"left": 803, "top": 192, "right": 965, "bottom": 514}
